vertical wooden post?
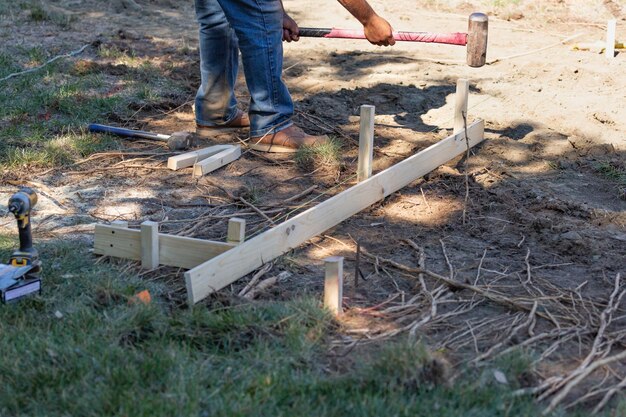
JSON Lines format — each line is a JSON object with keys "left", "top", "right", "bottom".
{"left": 454, "top": 79, "right": 470, "bottom": 135}
{"left": 227, "top": 218, "right": 246, "bottom": 245}
{"left": 607, "top": 20, "right": 617, "bottom": 61}
{"left": 140, "top": 221, "right": 159, "bottom": 269}
{"left": 357, "top": 105, "right": 375, "bottom": 183}
{"left": 111, "top": 220, "right": 128, "bottom": 228}
{"left": 324, "top": 256, "right": 344, "bottom": 314}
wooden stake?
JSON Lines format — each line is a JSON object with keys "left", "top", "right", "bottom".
{"left": 227, "top": 218, "right": 246, "bottom": 245}
{"left": 140, "top": 221, "right": 159, "bottom": 270}
{"left": 454, "top": 79, "right": 470, "bottom": 135}
{"left": 357, "top": 105, "right": 375, "bottom": 182}
{"left": 607, "top": 19, "right": 617, "bottom": 60}
{"left": 193, "top": 145, "right": 241, "bottom": 177}
{"left": 167, "top": 145, "right": 232, "bottom": 171}
{"left": 324, "top": 256, "right": 344, "bottom": 314}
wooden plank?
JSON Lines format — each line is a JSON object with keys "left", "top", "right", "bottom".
{"left": 192, "top": 145, "right": 241, "bottom": 177}
{"left": 94, "top": 225, "right": 141, "bottom": 260}
{"left": 184, "top": 120, "right": 485, "bottom": 304}
{"left": 167, "top": 145, "right": 232, "bottom": 171}
{"left": 158, "top": 235, "right": 235, "bottom": 269}
{"left": 357, "top": 105, "right": 375, "bottom": 182}
{"left": 140, "top": 221, "right": 159, "bottom": 269}
{"left": 324, "top": 256, "right": 344, "bottom": 314}
{"left": 111, "top": 220, "right": 128, "bottom": 228}
{"left": 607, "top": 19, "right": 617, "bottom": 60}
{"left": 94, "top": 225, "right": 236, "bottom": 269}
{"left": 227, "top": 218, "right": 246, "bottom": 245}
{"left": 454, "top": 79, "right": 469, "bottom": 135}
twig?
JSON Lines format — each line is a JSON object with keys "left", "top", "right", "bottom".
{"left": 543, "top": 349, "right": 626, "bottom": 415}
{"left": 0, "top": 43, "right": 92, "bottom": 83}
{"left": 239, "top": 197, "right": 276, "bottom": 226}
{"left": 462, "top": 111, "right": 470, "bottom": 224}
{"left": 243, "top": 271, "right": 291, "bottom": 299}
{"left": 440, "top": 240, "right": 455, "bottom": 279}
{"left": 592, "top": 373, "right": 626, "bottom": 414}
{"left": 238, "top": 263, "right": 273, "bottom": 297}
{"left": 360, "top": 248, "right": 542, "bottom": 318}
{"left": 487, "top": 33, "right": 585, "bottom": 65}
{"left": 284, "top": 185, "right": 318, "bottom": 203}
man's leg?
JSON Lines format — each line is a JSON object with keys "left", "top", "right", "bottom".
{"left": 194, "top": 0, "right": 242, "bottom": 127}
{"left": 215, "top": 0, "right": 294, "bottom": 137}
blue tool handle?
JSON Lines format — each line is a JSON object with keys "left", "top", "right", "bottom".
{"left": 88, "top": 124, "right": 169, "bottom": 141}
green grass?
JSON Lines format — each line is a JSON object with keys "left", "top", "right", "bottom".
{"left": 1, "top": 236, "right": 621, "bottom": 416}
{"left": 594, "top": 161, "right": 626, "bottom": 199}
{"left": 295, "top": 137, "right": 343, "bottom": 172}
{"left": 0, "top": 40, "right": 188, "bottom": 170}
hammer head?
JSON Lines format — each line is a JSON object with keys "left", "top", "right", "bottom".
{"left": 167, "top": 132, "right": 194, "bottom": 151}
{"left": 467, "top": 12, "right": 488, "bottom": 68}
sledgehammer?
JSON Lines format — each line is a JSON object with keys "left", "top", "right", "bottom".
{"left": 88, "top": 124, "right": 193, "bottom": 151}
{"left": 299, "top": 12, "right": 489, "bottom": 67}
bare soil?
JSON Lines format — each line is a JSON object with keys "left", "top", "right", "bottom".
{"left": 1, "top": 0, "right": 625, "bottom": 412}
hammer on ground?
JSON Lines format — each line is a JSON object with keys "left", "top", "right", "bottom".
{"left": 298, "top": 12, "right": 489, "bottom": 67}
{"left": 88, "top": 124, "right": 193, "bottom": 151}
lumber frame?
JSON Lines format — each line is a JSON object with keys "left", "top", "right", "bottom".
{"left": 94, "top": 224, "right": 236, "bottom": 269}
{"left": 184, "top": 119, "right": 485, "bottom": 304}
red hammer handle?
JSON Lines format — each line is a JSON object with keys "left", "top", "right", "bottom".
{"left": 298, "top": 28, "right": 468, "bottom": 46}
{"left": 298, "top": 13, "right": 488, "bottom": 68}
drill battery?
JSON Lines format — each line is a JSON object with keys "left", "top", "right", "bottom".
{"left": 0, "top": 264, "right": 41, "bottom": 303}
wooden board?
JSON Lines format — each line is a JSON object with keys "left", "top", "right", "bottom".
{"left": 94, "top": 225, "right": 236, "bottom": 269}
{"left": 167, "top": 145, "right": 232, "bottom": 171}
{"left": 158, "top": 234, "right": 234, "bottom": 269}
{"left": 192, "top": 145, "right": 241, "bottom": 177}
{"left": 184, "top": 120, "right": 485, "bottom": 304}
{"left": 94, "top": 225, "right": 142, "bottom": 261}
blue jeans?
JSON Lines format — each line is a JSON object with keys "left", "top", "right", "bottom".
{"left": 194, "top": 0, "right": 294, "bottom": 137}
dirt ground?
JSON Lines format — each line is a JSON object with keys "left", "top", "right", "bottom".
{"left": 1, "top": 0, "right": 625, "bottom": 412}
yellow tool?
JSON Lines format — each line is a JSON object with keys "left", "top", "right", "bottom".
{"left": 0, "top": 188, "right": 42, "bottom": 303}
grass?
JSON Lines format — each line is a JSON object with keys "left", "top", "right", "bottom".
{"left": 594, "top": 161, "right": 626, "bottom": 200}
{"left": 295, "top": 137, "right": 343, "bottom": 172}
{"left": 0, "top": 37, "right": 189, "bottom": 170}
{"left": 0, "top": 236, "right": 622, "bottom": 416}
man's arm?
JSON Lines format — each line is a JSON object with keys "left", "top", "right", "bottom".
{"left": 337, "top": 0, "right": 395, "bottom": 46}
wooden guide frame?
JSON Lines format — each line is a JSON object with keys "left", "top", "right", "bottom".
{"left": 93, "top": 81, "right": 485, "bottom": 306}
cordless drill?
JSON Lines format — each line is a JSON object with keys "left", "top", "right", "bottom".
{"left": 0, "top": 188, "right": 42, "bottom": 303}
{"left": 8, "top": 188, "right": 40, "bottom": 270}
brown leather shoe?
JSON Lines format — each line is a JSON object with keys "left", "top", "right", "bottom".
{"left": 249, "top": 125, "right": 329, "bottom": 153}
{"left": 196, "top": 109, "right": 250, "bottom": 137}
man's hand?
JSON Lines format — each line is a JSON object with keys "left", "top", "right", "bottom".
{"left": 283, "top": 13, "right": 299, "bottom": 42}
{"left": 363, "top": 14, "right": 395, "bottom": 46}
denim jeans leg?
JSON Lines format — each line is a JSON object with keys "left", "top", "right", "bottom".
{"left": 216, "top": 0, "right": 294, "bottom": 136}
{"left": 195, "top": 0, "right": 239, "bottom": 126}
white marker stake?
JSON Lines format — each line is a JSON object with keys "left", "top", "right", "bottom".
{"left": 324, "top": 256, "right": 344, "bottom": 314}
{"left": 454, "top": 79, "right": 470, "bottom": 135}
{"left": 357, "top": 105, "right": 375, "bottom": 182}
{"left": 607, "top": 20, "right": 617, "bottom": 60}
{"left": 140, "top": 221, "right": 159, "bottom": 270}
